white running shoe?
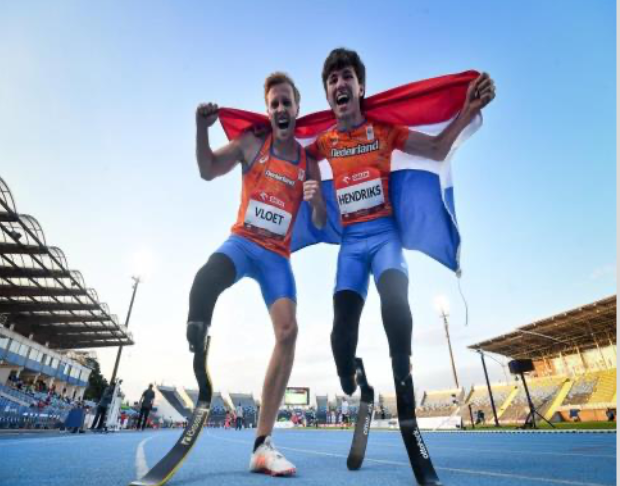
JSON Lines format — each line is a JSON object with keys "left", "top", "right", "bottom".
{"left": 249, "top": 437, "right": 296, "bottom": 477}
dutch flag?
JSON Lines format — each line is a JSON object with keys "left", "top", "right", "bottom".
{"left": 219, "top": 70, "right": 481, "bottom": 273}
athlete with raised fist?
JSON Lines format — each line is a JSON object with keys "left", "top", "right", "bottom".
{"left": 189, "top": 72, "right": 326, "bottom": 477}
{"left": 307, "top": 48, "right": 495, "bottom": 485}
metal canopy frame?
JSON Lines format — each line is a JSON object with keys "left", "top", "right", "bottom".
{"left": 0, "top": 177, "right": 133, "bottom": 350}
{"left": 468, "top": 296, "right": 616, "bottom": 360}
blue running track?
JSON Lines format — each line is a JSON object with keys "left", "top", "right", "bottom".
{"left": 0, "top": 429, "right": 616, "bottom": 486}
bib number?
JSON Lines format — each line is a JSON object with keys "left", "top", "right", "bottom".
{"left": 335, "top": 169, "right": 385, "bottom": 220}
{"left": 244, "top": 199, "right": 292, "bottom": 239}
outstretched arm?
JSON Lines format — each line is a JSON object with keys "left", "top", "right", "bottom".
{"left": 402, "top": 73, "right": 496, "bottom": 161}
{"left": 304, "top": 156, "right": 327, "bottom": 229}
{"left": 196, "top": 103, "right": 249, "bottom": 181}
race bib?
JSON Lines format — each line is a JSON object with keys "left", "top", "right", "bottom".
{"left": 335, "top": 168, "right": 385, "bottom": 218}
{"left": 244, "top": 197, "right": 292, "bottom": 239}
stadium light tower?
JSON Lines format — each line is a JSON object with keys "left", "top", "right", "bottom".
{"left": 109, "top": 249, "right": 154, "bottom": 383}
{"left": 434, "top": 295, "right": 460, "bottom": 389}
{"left": 110, "top": 275, "right": 141, "bottom": 384}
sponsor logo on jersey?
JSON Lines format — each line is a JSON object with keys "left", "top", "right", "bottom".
{"left": 341, "top": 170, "right": 374, "bottom": 186}
{"left": 265, "top": 169, "right": 296, "bottom": 187}
{"left": 366, "top": 124, "right": 374, "bottom": 141}
{"left": 259, "top": 191, "right": 285, "bottom": 208}
{"left": 330, "top": 140, "right": 379, "bottom": 158}
{"left": 258, "top": 154, "right": 269, "bottom": 164}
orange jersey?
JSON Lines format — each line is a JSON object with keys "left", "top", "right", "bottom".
{"left": 308, "top": 121, "right": 409, "bottom": 226}
{"left": 231, "top": 135, "right": 307, "bottom": 258}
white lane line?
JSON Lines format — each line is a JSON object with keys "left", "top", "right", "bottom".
{"left": 205, "top": 431, "right": 613, "bottom": 486}
{"left": 135, "top": 436, "right": 155, "bottom": 479}
{"left": 294, "top": 433, "right": 616, "bottom": 459}
{"left": 0, "top": 437, "right": 87, "bottom": 446}
{"left": 367, "top": 441, "right": 617, "bottom": 459}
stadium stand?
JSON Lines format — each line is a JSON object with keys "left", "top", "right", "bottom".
{"left": 561, "top": 372, "right": 602, "bottom": 406}
{"left": 469, "top": 296, "right": 616, "bottom": 425}
{"left": 229, "top": 392, "right": 258, "bottom": 428}
{"left": 155, "top": 386, "right": 190, "bottom": 421}
{"left": 588, "top": 369, "right": 616, "bottom": 404}
{"left": 378, "top": 393, "right": 397, "bottom": 419}
{"left": 207, "top": 393, "right": 230, "bottom": 427}
{"left": 499, "top": 376, "right": 566, "bottom": 424}
{"left": 463, "top": 383, "right": 516, "bottom": 424}
{"left": 0, "top": 177, "right": 133, "bottom": 429}
{"left": 315, "top": 395, "right": 328, "bottom": 424}
{"left": 417, "top": 388, "right": 464, "bottom": 418}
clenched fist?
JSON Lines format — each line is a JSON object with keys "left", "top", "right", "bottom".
{"left": 303, "top": 180, "right": 322, "bottom": 206}
{"left": 465, "top": 73, "right": 496, "bottom": 112}
{"left": 196, "top": 102, "right": 219, "bottom": 128}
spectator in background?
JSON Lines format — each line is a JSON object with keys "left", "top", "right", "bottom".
{"left": 235, "top": 403, "right": 245, "bottom": 430}
{"left": 379, "top": 403, "right": 386, "bottom": 420}
{"left": 136, "top": 384, "right": 155, "bottom": 431}
{"left": 569, "top": 408, "right": 580, "bottom": 423}
{"left": 341, "top": 398, "right": 350, "bottom": 428}
{"left": 605, "top": 408, "right": 615, "bottom": 422}
{"left": 90, "top": 382, "right": 114, "bottom": 431}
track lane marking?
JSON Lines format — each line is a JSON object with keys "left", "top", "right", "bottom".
{"left": 205, "top": 431, "right": 614, "bottom": 486}
{"left": 135, "top": 435, "right": 156, "bottom": 479}
{"left": 280, "top": 432, "right": 616, "bottom": 459}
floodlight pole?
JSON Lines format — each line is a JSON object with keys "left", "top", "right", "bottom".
{"left": 440, "top": 309, "right": 460, "bottom": 389}
{"left": 110, "top": 276, "right": 141, "bottom": 384}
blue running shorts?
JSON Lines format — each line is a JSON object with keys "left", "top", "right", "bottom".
{"left": 335, "top": 217, "right": 408, "bottom": 299}
{"left": 215, "top": 235, "right": 296, "bottom": 308}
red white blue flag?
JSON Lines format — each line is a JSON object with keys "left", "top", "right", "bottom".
{"left": 219, "top": 70, "right": 481, "bottom": 272}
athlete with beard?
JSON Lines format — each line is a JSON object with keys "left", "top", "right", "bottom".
{"left": 189, "top": 72, "right": 326, "bottom": 477}
{"left": 307, "top": 48, "right": 495, "bottom": 484}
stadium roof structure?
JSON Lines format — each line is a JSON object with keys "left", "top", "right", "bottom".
{"left": 469, "top": 296, "right": 616, "bottom": 360}
{"left": 0, "top": 177, "right": 133, "bottom": 350}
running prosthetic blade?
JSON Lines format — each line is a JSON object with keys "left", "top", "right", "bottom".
{"left": 130, "top": 336, "right": 212, "bottom": 486}
{"left": 394, "top": 369, "right": 442, "bottom": 485}
{"left": 346, "top": 357, "right": 374, "bottom": 471}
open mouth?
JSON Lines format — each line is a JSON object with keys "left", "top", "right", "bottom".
{"left": 336, "top": 92, "right": 350, "bottom": 106}
{"left": 276, "top": 118, "right": 290, "bottom": 130}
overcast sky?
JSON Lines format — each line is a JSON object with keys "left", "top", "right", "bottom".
{"left": 1, "top": 0, "right": 615, "bottom": 403}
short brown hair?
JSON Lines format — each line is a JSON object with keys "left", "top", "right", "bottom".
{"left": 264, "top": 72, "right": 301, "bottom": 106}
{"left": 322, "top": 48, "right": 366, "bottom": 91}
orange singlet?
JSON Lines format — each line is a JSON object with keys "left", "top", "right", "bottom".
{"left": 231, "top": 134, "right": 307, "bottom": 258}
{"left": 308, "top": 121, "right": 409, "bottom": 226}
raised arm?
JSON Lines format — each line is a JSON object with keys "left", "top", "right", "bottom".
{"left": 196, "top": 103, "right": 249, "bottom": 181}
{"left": 304, "top": 156, "right": 327, "bottom": 229}
{"left": 402, "top": 73, "right": 496, "bottom": 161}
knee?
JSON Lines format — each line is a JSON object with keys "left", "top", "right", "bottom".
{"left": 275, "top": 319, "right": 298, "bottom": 347}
